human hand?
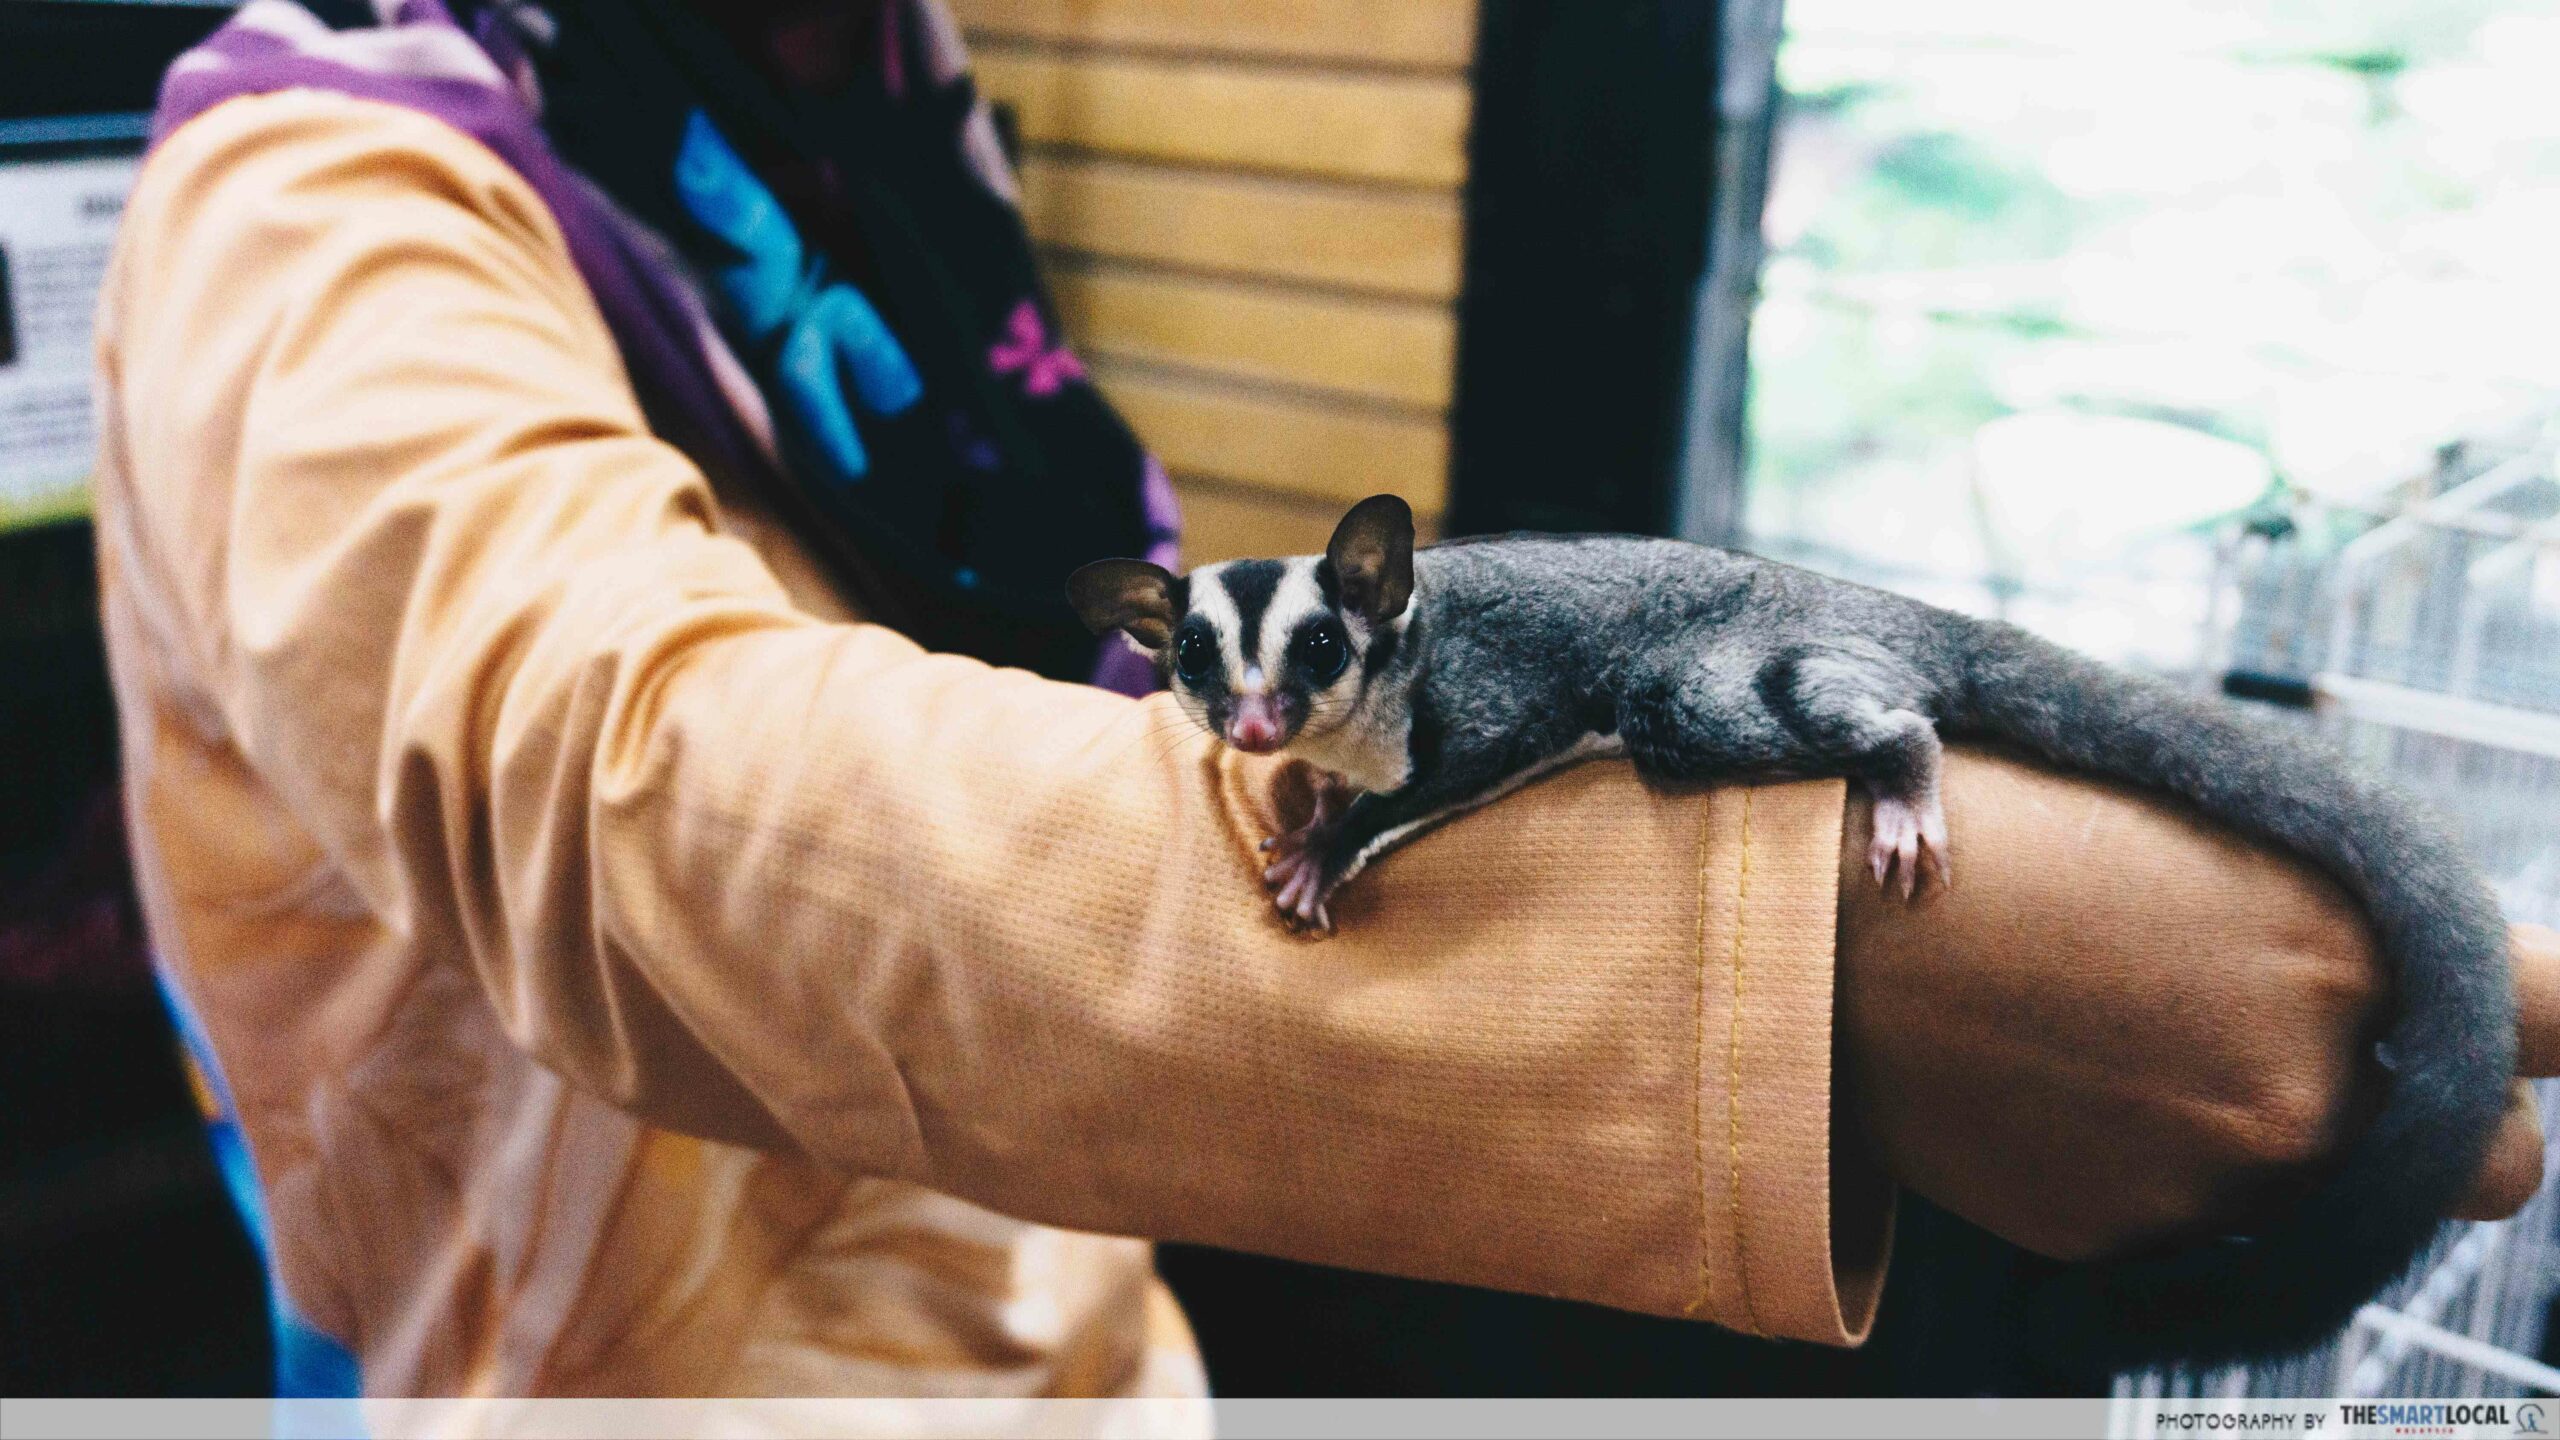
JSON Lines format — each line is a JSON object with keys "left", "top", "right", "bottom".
{"left": 2469, "top": 921, "right": 2560, "bottom": 1217}
{"left": 1836, "top": 748, "right": 2547, "bottom": 1263}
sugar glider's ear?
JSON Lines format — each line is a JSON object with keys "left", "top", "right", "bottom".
{"left": 1327, "top": 494, "right": 1415, "bottom": 624}
{"left": 1067, "top": 559, "right": 1179, "bottom": 648}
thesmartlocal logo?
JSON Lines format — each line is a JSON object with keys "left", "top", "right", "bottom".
{"left": 2336, "top": 1400, "right": 2540, "bottom": 1436}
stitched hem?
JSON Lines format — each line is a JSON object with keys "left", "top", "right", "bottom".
{"left": 1686, "top": 801, "right": 1717, "bottom": 1318}
{"left": 1725, "top": 789, "right": 1766, "bottom": 1337}
{"left": 1698, "top": 779, "right": 1883, "bottom": 1347}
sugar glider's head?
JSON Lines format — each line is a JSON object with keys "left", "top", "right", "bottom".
{"left": 1068, "top": 494, "right": 1416, "bottom": 755}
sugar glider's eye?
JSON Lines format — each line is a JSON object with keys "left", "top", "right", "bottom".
{"left": 1293, "top": 621, "right": 1350, "bottom": 683}
{"left": 1174, "top": 629, "right": 1220, "bottom": 684}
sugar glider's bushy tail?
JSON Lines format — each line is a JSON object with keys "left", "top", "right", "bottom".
{"left": 1949, "top": 621, "right": 2516, "bottom": 1367}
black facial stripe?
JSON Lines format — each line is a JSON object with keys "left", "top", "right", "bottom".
{"left": 1312, "top": 558, "right": 1341, "bottom": 610}
{"left": 1218, "top": 559, "right": 1286, "bottom": 666}
{"left": 1156, "top": 574, "right": 1192, "bottom": 686}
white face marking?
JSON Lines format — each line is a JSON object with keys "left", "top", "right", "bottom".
{"left": 1269, "top": 555, "right": 1384, "bottom": 744}
{"left": 1184, "top": 561, "right": 1248, "bottom": 690}
{"left": 1258, "top": 560, "right": 1328, "bottom": 680}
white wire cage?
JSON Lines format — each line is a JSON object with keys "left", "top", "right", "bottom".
{"left": 2121, "top": 415, "right": 2560, "bottom": 1408}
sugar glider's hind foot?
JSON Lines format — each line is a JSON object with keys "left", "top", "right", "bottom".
{"left": 1867, "top": 788, "right": 1950, "bottom": 900}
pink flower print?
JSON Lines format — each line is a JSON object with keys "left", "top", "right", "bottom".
{"left": 988, "top": 300, "right": 1086, "bottom": 397}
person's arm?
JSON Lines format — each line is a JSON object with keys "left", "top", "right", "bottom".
{"left": 2464, "top": 924, "right": 2560, "bottom": 1218}
{"left": 97, "top": 89, "right": 2547, "bottom": 1352}
{"left": 98, "top": 89, "right": 1879, "bottom": 1343}
{"left": 1847, "top": 755, "right": 2553, "bottom": 1255}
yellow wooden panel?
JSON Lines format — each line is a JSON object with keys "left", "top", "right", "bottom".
{"left": 952, "top": 0, "right": 1476, "bottom": 71}
{"left": 1098, "top": 363, "right": 1448, "bottom": 510}
{"left": 1173, "top": 478, "right": 1344, "bottom": 563}
{"left": 1049, "top": 263, "right": 1454, "bottom": 409}
{"left": 1017, "top": 156, "right": 1461, "bottom": 300}
{"left": 976, "top": 49, "right": 1469, "bottom": 187}
{"left": 1175, "top": 477, "right": 1444, "bottom": 565}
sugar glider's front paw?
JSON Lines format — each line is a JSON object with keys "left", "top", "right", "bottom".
{"left": 1258, "top": 770, "right": 1355, "bottom": 934}
{"left": 1262, "top": 846, "right": 1344, "bottom": 935}
{"left": 1868, "top": 791, "right": 1950, "bottom": 900}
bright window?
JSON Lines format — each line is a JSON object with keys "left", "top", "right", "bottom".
{"left": 1743, "top": 0, "right": 2560, "bottom": 668}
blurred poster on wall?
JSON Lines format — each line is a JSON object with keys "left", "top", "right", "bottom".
{"left": 0, "top": 128, "right": 141, "bottom": 532}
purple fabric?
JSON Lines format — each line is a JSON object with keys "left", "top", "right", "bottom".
{"left": 150, "top": 0, "right": 1177, "bottom": 696}
{"left": 154, "top": 2, "right": 773, "bottom": 499}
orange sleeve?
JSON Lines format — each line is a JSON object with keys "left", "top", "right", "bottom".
{"left": 95, "top": 88, "right": 1886, "bottom": 1343}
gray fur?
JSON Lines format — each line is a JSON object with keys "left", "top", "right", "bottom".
{"left": 1077, "top": 508, "right": 2517, "bottom": 1368}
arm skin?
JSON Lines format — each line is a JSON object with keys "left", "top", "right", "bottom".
{"left": 1840, "top": 751, "right": 2555, "bottom": 1263}
{"left": 2464, "top": 923, "right": 2558, "bottom": 1218}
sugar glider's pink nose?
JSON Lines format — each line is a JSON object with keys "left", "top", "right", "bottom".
{"left": 1227, "top": 696, "right": 1284, "bottom": 753}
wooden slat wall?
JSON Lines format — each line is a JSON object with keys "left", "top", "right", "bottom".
{"left": 975, "top": 51, "right": 1469, "bottom": 186}
{"left": 1014, "top": 158, "right": 1461, "bottom": 300}
{"left": 962, "top": 0, "right": 1472, "bottom": 563}
{"left": 952, "top": 0, "right": 1474, "bottom": 70}
{"left": 1047, "top": 264, "right": 1454, "bottom": 409}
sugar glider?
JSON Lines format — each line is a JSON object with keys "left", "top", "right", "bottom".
{"left": 1068, "top": 493, "right": 2517, "bottom": 1366}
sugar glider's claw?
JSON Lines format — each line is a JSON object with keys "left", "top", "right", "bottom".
{"left": 1262, "top": 847, "right": 1340, "bottom": 936}
{"left": 1868, "top": 792, "right": 1951, "bottom": 902}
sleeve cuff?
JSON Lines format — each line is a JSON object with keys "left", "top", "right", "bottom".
{"left": 1691, "top": 778, "right": 1894, "bottom": 1346}
{"left": 1213, "top": 756, "right": 1893, "bottom": 1347}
